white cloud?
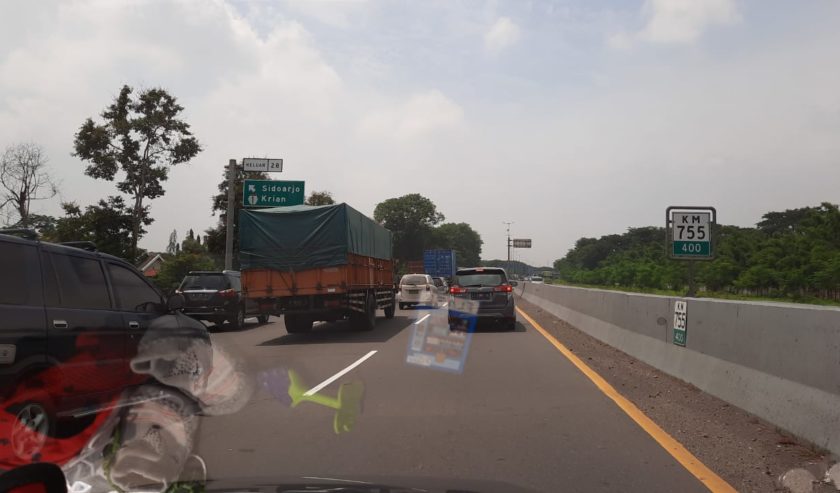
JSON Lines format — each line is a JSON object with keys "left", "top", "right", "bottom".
{"left": 280, "top": 0, "right": 370, "bottom": 28}
{"left": 606, "top": 32, "right": 634, "bottom": 51}
{"left": 609, "top": 0, "right": 738, "bottom": 49}
{"left": 641, "top": 0, "right": 738, "bottom": 43}
{"left": 358, "top": 90, "right": 464, "bottom": 141}
{"left": 484, "top": 17, "right": 520, "bottom": 53}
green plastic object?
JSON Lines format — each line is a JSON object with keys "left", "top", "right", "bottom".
{"left": 287, "top": 369, "right": 364, "bottom": 434}
{"left": 239, "top": 203, "right": 393, "bottom": 271}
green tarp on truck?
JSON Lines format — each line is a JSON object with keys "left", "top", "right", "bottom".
{"left": 239, "top": 203, "right": 393, "bottom": 270}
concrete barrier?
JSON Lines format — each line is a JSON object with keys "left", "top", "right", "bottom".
{"left": 520, "top": 282, "right": 840, "bottom": 456}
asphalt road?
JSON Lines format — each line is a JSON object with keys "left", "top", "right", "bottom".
{"left": 193, "top": 305, "right": 712, "bottom": 493}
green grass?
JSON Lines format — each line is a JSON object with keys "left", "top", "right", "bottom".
{"left": 544, "top": 280, "right": 840, "bottom": 307}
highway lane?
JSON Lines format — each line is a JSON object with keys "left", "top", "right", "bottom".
{"left": 193, "top": 306, "right": 713, "bottom": 493}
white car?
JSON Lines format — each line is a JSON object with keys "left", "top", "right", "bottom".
{"left": 530, "top": 276, "right": 544, "bottom": 284}
{"left": 398, "top": 274, "right": 439, "bottom": 309}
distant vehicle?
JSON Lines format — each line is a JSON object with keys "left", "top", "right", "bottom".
{"left": 423, "top": 249, "right": 457, "bottom": 278}
{"left": 0, "top": 230, "right": 202, "bottom": 454}
{"left": 449, "top": 267, "right": 517, "bottom": 330}
{"left": 239, "top": 203, "right": 396, "bottom": 334}
{"left": 399, "top": 274, "right": 440, "bottom": 309}
{"left": 432, "top": 276, "right": 448, "bottom": 302}
{"left": 178, "top": 271, "right": 269, "bottom": 328}
{"left": 530, "top": 276, "right": 544, "bottom": 284}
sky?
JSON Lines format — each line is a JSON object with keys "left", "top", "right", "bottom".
{"left": 1, "top": 0, "right": 839, "bottom": 265}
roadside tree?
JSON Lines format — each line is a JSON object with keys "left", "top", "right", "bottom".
{"left": 374, "top": 194, "right": 444, "bottom": 261}
{"left": 73, "top": 85, "right": 202, "bottom": 261}
{"left": 0, "top": 143, "right": 57, "bottom": 227}
{"left": 305, "top": 190, "right": 335, "bottom": 206}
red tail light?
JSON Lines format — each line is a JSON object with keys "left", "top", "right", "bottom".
{"left": 219, "top": 289, "right": 237, "bottom": 298}
{"left": 494, "top": 285, "right": 513, "bottom": 293}
{"left": 450, "top": 286, "right": 467, "bottom": 294}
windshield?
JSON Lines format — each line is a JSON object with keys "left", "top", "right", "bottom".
{"left": 401, "top": 275, "right": 428, "bottom": 285}
{"left": 180, "top": 274, "right": 228, "bottom": 291}
{"left": 1, "top": 2, "right": 835, "bottom": 493}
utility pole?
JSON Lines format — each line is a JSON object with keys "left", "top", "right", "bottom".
{"left": 224, "top": 158, "right": 238, "bottom": 270}
{"left": 503, "top": 221, "right": 513, "bottom": 275}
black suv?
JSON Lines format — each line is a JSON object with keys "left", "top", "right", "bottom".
{"left": 178, "top": 271, "right": 269, "bottom": 328}
{"left": 0, "top": 231, "right": 205, "bottom": 454}
{"left": 448, "top": 267, "right": 518, "bottom": 330}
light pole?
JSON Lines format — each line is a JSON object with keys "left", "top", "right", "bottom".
{"left": 503, "top": 221, "right": 513, "bottom": 275}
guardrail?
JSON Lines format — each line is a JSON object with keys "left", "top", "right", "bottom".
{"left": 520, "top": 282, "right": 840, "bottom": 456}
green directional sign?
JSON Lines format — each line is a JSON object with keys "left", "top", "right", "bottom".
{"left": 243, "top": 179, "right": 305, "bottom": 207}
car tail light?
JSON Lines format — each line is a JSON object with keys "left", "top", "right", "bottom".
{"left": 219, "top": 289, "right": 236, "bottom": 298}
{"left": 494, "top": 285, "right": 513, "bottom": 293}
{"left": 450, "top": 286, "right": 467, "bottom": 294}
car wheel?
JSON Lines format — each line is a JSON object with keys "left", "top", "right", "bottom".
{"left": 257, "top": 314, "right": 270, "bottom": 324}
{"left": 10, "top": 400, "right": 53, "bottom": 460}
{"left": 506, "top": 318, "right": 517, "bottom": 331}
{"left": 229, "top": 305, "right": 245, "bottom": 329}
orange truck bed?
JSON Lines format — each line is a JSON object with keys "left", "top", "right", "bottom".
{"left": 242, "top": 253, "right": 394, "bottom": 299}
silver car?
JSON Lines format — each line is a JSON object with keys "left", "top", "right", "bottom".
{"left": 398, "top": 274, "right": 440, "bottom": 309}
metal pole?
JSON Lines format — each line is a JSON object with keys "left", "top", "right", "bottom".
{"left": 686, "top": 261, "right": 697, "bottom": 297}
{"left": 224, "top": 159, "right": 237, "bottom": 270}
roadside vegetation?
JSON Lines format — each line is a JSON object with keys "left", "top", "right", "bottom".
{"left": 552, "top": 203, "right": 840, "bottom": 306}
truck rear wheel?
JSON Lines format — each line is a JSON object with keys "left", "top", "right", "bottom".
{"left": 352, "top": 294, "right": 376, "bottom": 331}
{"left": 285, "top": 314, "right": 313, "bottom": 334}
{"left": 384, "top": 293, "right": 395, "bottom": 319}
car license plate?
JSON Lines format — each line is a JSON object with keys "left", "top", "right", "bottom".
{"left": 408, "top": 289, "right": 419, "bottom": 294}
{"left": 191, "top": 293, "right": 210, "bottom": 301}
{"left": 471, "top": 292, "right": 491, "bottom": 300}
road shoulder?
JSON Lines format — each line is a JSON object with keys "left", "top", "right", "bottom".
{"left": 516, "top": 297, "right": 829, "bottom": 493}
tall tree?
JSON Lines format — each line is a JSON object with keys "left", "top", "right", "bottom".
{"left": 204, "top": 169, "right": 268, "bottom": 264}
{"left": 73, "top": 85, "right": 202, "bottom": 260}
{"left": 305, "top": 190, "right": 335, "bottom": 206}
{"left": 374, "top": 194, "right": 444, "bottom": 261}
{"left": 0, "top": 143, "right": 57, "bottom": 227}
{"left": 431, "top": 222, "right": 483, "bottom": 266}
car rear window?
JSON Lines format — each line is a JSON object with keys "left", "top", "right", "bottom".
{"left": 0, "top": 241, "right": 42, "bottom": 306}
{"left": 401, "top": 275, "right": 428, "bottom": 285}
{"left": 455, "top": 271, "right": 506, "bottom": 287}
{"left": 180, "top": 274, "right": 228, "bottom": 290}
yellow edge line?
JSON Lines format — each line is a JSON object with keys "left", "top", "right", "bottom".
{"left": 516, "top": 307, "right": 737, "bottom": 493}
